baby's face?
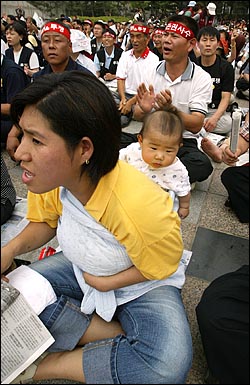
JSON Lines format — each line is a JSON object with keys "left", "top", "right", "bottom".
{"left": 138, "top": 130, "right": 181, "bottom": 169}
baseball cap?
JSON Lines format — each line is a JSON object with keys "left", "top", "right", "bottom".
{"left": 94, "top": 20, "right": 107, "bottom": 28}
{"left": 102, "top": 27, "right": 117, "bottom": 39}
{"left": 83, "top": 19, "right": 93, "bottom": 27}
{"left": 188, "top": 1, "right": 196, "bottom": 7}
{"left": 207, "top": 3, "right": 216, "bottom": 15}
{"left": 60, "top": 16, "right": 71, "bottom": 23}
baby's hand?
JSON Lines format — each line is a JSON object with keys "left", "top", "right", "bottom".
{"left": 178, "top": 207, "right": 189, "bottom": 220}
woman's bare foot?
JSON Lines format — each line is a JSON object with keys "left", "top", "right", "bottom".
{"left": 201, "top": 138, "right": 223, "bottom": 163}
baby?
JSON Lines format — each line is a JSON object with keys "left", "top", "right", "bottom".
{"left": 119, "top": 108, "right": 191, "bottom": 219}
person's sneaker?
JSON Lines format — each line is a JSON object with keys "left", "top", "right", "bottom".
{"left": 10, "top": 352, "right": 49, "bottom": 384}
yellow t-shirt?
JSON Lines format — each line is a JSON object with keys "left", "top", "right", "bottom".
{"left": 27, "top": 161, "right": 183, "bottom": 280}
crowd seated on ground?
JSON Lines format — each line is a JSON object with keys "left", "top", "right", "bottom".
{"left": 1, "top": 6, "right": 249, "bottom": 385}
{"left": 1, "top": 7, "right": 249, "bottom": 186}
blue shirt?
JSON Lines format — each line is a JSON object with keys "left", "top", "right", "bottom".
{"left": 32, "top": 57, "right": 93, "bottom": 80}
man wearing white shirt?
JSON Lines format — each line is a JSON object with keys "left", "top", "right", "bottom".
{"left": 133, "top": 15, "right": 214, "bottom": 184}
{"left": 94, "top": 28, "right": 123, "bottom": 91}
{"left": 114, "top": 23, "right": 159, "bottom": 127}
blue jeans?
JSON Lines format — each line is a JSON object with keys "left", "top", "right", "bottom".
{"left": 30, "top": 252, "right": 193, "bottom": 384}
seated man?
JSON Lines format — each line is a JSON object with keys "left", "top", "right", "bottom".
{"left": 133, "top": 15, "right": 214, "bottom": 185}
{"left": 90, "top": 20, "right": 106, "bottom": 59}
{"left": 201, "top": 111, "right": 249, "bottom": 223}
{"left": 94, "top": 28, "right": 123, "bottom": 91}
{"left": 6, "top": 20, "right": 94, "bottom": 161}
{"left": 197, "top": 26, "right": 235, "bottom": 136}
{"left": 1, "top": 53, "right": 30, "bottom": 147}
{"left": 114, "top": 22, "right": 159, "bottom": 128}
{"left": 236, "top": 61, "right": 249, "bottom": 100}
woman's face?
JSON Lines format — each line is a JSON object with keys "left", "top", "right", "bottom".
{"left": 14, "top": 105, "right": 82, "bottom": 194}
{"left": 6, "top": 28, "right": 21, "bottom": 47}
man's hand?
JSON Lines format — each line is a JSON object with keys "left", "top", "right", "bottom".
{"left": 119, "top": 100, "right": 132, "bottom": 115}
{"left": 203, "top": 116, "right": 218, "bottom": 132}
{"left": 222, "top": 145, "right": 239, "bottom": 165}
{"left": 154, "top": 89, "right": 172, "bottom": 110}
{"left": 136, "top": 83, "right": 156, "bottom": 113}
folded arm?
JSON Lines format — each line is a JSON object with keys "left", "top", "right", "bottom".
{"left": 83, "top": 265, "right": 148, "bottom": 292}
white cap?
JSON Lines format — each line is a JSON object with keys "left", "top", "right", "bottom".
{"left": 188, "top": 1, "right": 196, "bottom": 7}
{"left": 70, "top": 29, "right": 91, "bottom": 54}
{"left": 207, "top": 2, "right": 216, "bottom": 15}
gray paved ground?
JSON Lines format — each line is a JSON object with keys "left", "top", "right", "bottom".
{"left": 2, "top": 89, "right": 249, "bottom": 384}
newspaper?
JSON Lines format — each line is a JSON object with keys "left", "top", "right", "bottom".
{"left": 198, "top": 130, "right": 226, "bottom": 148}
{"left": 1, "top": 279, "right": 55, "bottom": 384}
{"left": 1, "top": 197, "right": 29, "bottom": 248}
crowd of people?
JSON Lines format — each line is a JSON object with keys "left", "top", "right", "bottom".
{"left": 1, "top": 2, "right": 249, "bottom": 384}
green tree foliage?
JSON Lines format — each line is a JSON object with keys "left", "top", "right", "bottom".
{"left": 27, "top": 1, "right": 249, "bottom": 20}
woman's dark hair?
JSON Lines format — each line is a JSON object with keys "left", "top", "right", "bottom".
{"left": 167, "top": 14, "right": 199, "bottom": 39}
{"left": 5, "top": 21, "right": 28, "bottom": 45}
{"left": 140, "top": 107, "right": 184, "bottom": 145}
{"left": 10, "top": 71, "right": 121, "bottom": 184}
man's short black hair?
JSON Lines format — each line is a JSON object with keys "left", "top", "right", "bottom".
{"left": 197, "top": 26, "right": 220, "bottom": 41}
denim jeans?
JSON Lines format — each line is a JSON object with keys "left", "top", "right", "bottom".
{"left": 30, "top": 252, "right": 193, "bottom": 384}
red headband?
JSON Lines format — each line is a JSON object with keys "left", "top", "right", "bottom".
{"left": 103, "top": 32, "right": 116, "bottom": 39}
{"left": 130, "top": 24, "right": 150, "bottom": 35}
{"left": 165, "top": 22, "right": 195, "bottom": 40}
{"left": 153, "top": 29, "right": 165, "bottom": 36}
{"left": 41, "top": 22, "right": 71, "bottom": 40}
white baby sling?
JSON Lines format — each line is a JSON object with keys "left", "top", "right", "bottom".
{"left": 57, "top": 188, "right": 191, "bottom": 321}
